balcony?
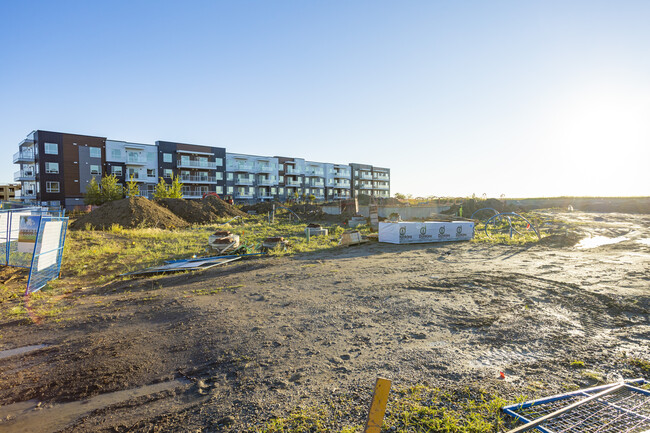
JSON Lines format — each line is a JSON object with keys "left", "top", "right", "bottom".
{"left": 373, "top": 173, "right": 389, "bottom": 180}
{"left": 234, "top": 192, "right": 254, "bottom": 199}
{"left": 14, "top": 170, "right": 35, "bottom": 181}
{"left": 230, "top": 162, "right": 254, "bottom": 172}
{"left": 373, "top": 183, "right": 390, "bottom": 190}
{"left": 309, "top": 181, "right": 324, "bottom": 187}
{"left": 334, "top": 181, "right": 350, "bottom": 187}
{"left": 359, "top": 172, "right": 372, "bottom": 180}
{"left": 334, "top": 171, "right": 350, "bottom": 178}
{"left": 181, "top": 175, "right": 218, "bottom": 184}
{"left": 257, "top": 189, "right": 274, "bottom": 199}
{"left": 19, "top": 138, "right": 35, "bottom": 147}
{"left": 13, "top": 150, "right": 35, "bottom": 163}
{"left": 286, "top": 179, "right": 301, "bottom": 186}
{"left": 178, "top": 159, "right": 218, "bottom": 169}
{"left": 181, "top": 188, "right": 211, "bottom": 199}
{"left": 285, "top": 166, "right": 300, "bottom": 174}
{"left": 125, "top": 156, "right": 148, "bottom": 165}
{"left": 22, "top": 190, "right": 37, "bottom": 199}
{"left": 359, "top": 184, "right": 373, "bottom": 189}
{"left": 235, "top": 177, "right": 254, "bottom": 185}
{"left": 257, "top": 164, "right": 274, "bottom": 172}
{"left": 306, "top": 170, "right": 324, "bottom": 177}
{"left": 257, "top": 177, "right": 276, "bottom": 186}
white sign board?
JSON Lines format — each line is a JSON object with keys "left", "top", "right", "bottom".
{"left": 36, "top": 221, "right": 64, "bottom": 271}
{"left": 379, "top": 221, "right": 474, "bottom": 244}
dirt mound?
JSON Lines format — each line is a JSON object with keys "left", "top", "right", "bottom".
{"left": 69, "top": 197, "right": 188, "bottom": 230}
{"left": 201, "top": 196, "right": 247, "bottom": 218}
{"left": 157, "top": 197, "right": 247, "bottom": 224}
{"left": 157, "top": 199, "right": 220, "bottom": 224}
{"left": 240, "top": 202, "right": 276, "bottom": 214}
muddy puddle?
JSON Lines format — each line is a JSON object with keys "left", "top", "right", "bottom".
{"left": 0, "top": 345, "right": 49, "bottom": 360}
{"left": 0, "top": 379, "right": 189, "bottom": 433}
{"left": 577, "top": 235, "right": 629, "bottom": 249}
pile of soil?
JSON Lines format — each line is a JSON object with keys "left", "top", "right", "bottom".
{"left": 239, "top": 202, "right": 276, "bottom": 214}
{"left": 157, "top": 197, "right": 247, "bottom": 224}
{"left": 69, "top": 197, "right": 189, "bottom": 230}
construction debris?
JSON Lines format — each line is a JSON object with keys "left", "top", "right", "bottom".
{"left": 208, "top": 230, "right": 240, "bottom": 254}
{"left": 305, "top": 223, "right": 328, "bottom": 237}
{"left": 348, "top": 215, "right": 367, "bottom": 228}
{"left": 339, "top": 230, "right": 369, "bottom": 246}
{"left": 122, "top": 256, "right": 241, "bottom": 276}
{"left": 502, "top": 379, "right": 649, "bottom": 433}
{"left": 262, "top": 236, "right": 288, "bottom": 252}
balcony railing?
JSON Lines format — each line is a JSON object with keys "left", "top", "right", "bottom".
{"left": 359, "top": 173, "right": 372, "bottom": 180}
{"left": 13, "top": 150, "right": 35, "bottom": 163}
{"left": 125, "top": 156, "right": 148, "bottom": 165}
{"left": 309, "top": 181, "right": 324, "bottom": 187}
{"left": 181, "top": 175, "right": 218, "bottom": 183}
{"left": 230, "top": 162, "right": 254, "bottom": 171}
{"left": 373, "top": 173, "right": 389, "bottom": 180}
{"left": 178, "top": 159, "right": 217, "bottom": 169}
{"left": 285, "top": 166, "right": 300, "bottom": 174}
{"left": 22, "top": 190, "right": 37, "bottom": 199}
{"left": 257, "top": 178, "right": 276, "bottom": 185}
{"left": 235, "top": 177, "right": 254, "bottom": 185}
{"left": 257, "top": 164, "right": 274, "bottom": 172}
{"left": 234, "top": 192, "right": 254, "bottom": 198}
{"left": 373, "top": 183, "right": 390, "bottom": 190}
{"left": 181, "top": 188, "right": 211, "bottom": 198}
{"left": 334, "top": 171, "right": 350, "bottom": 178}
{"left": 306, "top": 170, "right": 324, "bottom": 176}
{"left": 14, "top": 170, "right": 35, "bottom": 181}
{"left": 286, "top": 180, "right": 301, "bottom": 186}
{"left": 334, "top": 181, "right": 350, "bottom": 187}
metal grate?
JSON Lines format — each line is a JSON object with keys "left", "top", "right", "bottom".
{"left": 503, "top": 380, "right": 650, "bottom": 433}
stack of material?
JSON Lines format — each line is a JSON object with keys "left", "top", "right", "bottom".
{"left": 339, "top": 230, "right": 368, "bottom": 246}
{"left": 348, "top": 215, "right": 367, "bottom": 228}
{"left": 305, "top": 223, "right": 328, "bottom": 237}
{"left": 208, "top": 230, "right": 240, "bottom": 253}
{"left": 262, "top": 236, "right": 288, "bottom": 251}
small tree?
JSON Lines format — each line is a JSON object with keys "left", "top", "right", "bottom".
{"left": 308, "top": 194, "right": 316, "bottom": 203}
{"left": 153, "top": 177, "right": 169, "bottom": 200}
{"left": 293, "top": 191, "right": 299, "bottom": 202}
{"left": 168, "top": 174, "right": 183, "bottom": 199}
{"left": 394, "top": 192, "right": 406, "bottom": 200}
{"left": 84, "top": 176, "right": 101, "bottom": 205}
{"left": 100, "top": 174, "right": 123, "bottom": 203}
{"left": 125, "top": 174, "right": 140, "bottom": 198}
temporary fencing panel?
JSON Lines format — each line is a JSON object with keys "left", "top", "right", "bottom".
{"left": 26, "top": 216, "right": 68, "bottom": 294}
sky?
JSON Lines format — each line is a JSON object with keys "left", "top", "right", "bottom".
{"left": 1, "top": 0, "right": 649, "bottom": 198}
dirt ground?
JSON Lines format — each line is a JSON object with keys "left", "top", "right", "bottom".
{"left": 0, "top": 211, "right": 649, "bottom": 432}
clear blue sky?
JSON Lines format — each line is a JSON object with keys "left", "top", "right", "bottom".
{"left": 2, "top": 0, "right": 649, "bottom": 198}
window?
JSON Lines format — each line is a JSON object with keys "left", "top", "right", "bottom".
{"left": 279, "top": 175, "right": 284, "bottom": 182}
{"left": 227, "top": 173, "right": 233, "bottom": 181}
{"left": 111, "top": 149, "right": 121, "bottom": 159}
{"left": 46, "top": 181, "right": 60, "bottom": 193}
{"left": 278, "top": 164, "right": 283, "bottom": 171}
{"left": 112, "top": 166, "right": 123, "bottom": 176}
{"left": 271, "top": 187, "right": 276, "bottom": 194}
{"left": 90, "top": 147, "right": 101, "bottom": 158}
{"left": 216, "top": 158, "right": 223, "bottom": 167}
{"left": 164, "top": 169, "right": 173, "bottom": 178}
{"left": 147, "top": 169, "right": 155, "bottom": 177}
{"left": 227, "top": 186, "right": 233, "bottom": 194}
{"left": 215, "top": 172, "right": 223, "bottom": 180}
{"left": 216, "top": 186, "right": 223, "bottom": 194}
{"left": 90, "top": 165, "right": 100, "bottom": 175}
{"left": 279, "top": 187, "right": 284, "bottom": 195}
{"left": 45, "top": 142, "right": 58, "bottom": 154}
{"left": 163, "top": 153, "right": 172, "bottom": 163}
{"left": 45, "top": 162, "right": 59, "bottom": 174}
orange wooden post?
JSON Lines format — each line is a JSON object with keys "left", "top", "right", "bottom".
{"left": 364, "top": 377, "right": 392, "bottom": 433}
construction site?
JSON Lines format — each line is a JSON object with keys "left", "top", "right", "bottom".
{"left": 0, "top": 196, "right": 648, "bottom": 432}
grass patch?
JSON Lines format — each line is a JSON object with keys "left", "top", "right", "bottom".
{"left": 629, "top": 358, "right": 650, "bottom": 372}
{"left": 570, "top": 360, "right": 586, "bottom": 369}
{"left": 258, "top": 385, "right": 509, "bottom": 433}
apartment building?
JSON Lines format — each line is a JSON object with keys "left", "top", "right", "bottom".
{"left": 157, "top": 141, "right": 227, "bottom": 199}
{"left": 350, "top": 163, "right": 390, "bottom": 199}
{"left": 12, "top": 130, "right": 390, "bottom": 207}
{"left": 106, "top": 140, "right": 158, "bottom": 198}
{"left": 0, "top": 183, "right": 21, "bottom": 201}
{"left": 13, "top": 130, "right": 107, "bottom": 208}
{"left": 225, "top": 153, "right": 280, "bottom": 202}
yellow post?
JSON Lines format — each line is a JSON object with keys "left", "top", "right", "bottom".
{"left": 364, "top": 377, "right": 392, "bottom": 433}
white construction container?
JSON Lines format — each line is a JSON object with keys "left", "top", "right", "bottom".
{"left": 378, "top": 221, "right": 474, "bottom": 244}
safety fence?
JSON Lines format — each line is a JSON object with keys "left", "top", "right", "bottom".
{"left": 0, "top": 206, "right": 68, "bottom": 294}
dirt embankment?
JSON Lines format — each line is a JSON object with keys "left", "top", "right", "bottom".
{"left": 69, "top": 197, "right": 188, "bottom": 230}
{"left": 157, "top": 197, "right": 246, "bottom": 224}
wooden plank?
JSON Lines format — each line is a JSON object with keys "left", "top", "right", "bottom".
{"left": 364, "top": 377, "right": 392, "bottom": 433}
